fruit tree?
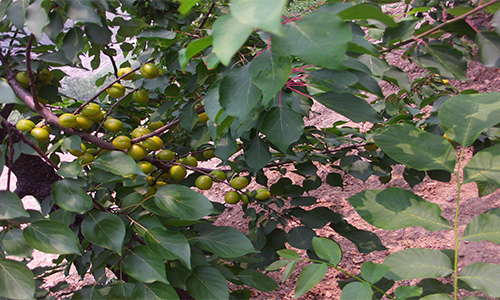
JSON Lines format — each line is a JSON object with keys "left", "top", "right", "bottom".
{"left": 2, "top": 0, "right": 500, "bottom": 299}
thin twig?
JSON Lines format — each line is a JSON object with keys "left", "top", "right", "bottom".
{"left": 198, "top": 2, "right": 216, "bottom": 30}
{"left": 94, "top": 88, "right": 138, "bottom": 136}
{"left": 25, "top": 34, "right": 41, "bottom": 108}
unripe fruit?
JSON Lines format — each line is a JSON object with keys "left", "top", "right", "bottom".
{"left": 240, "top": 193, "right": 249, "bottom": 204}
{"left": 76, "top": 114, "right": 93, "bottom": 130}
{"left": 113, "top": 135, "right": 131, "bottom": 150}
{"left": 69, "top": 143, "right": 87, "bottom": 156}
{"left": 154, "top": 181, "right": 167, "bottom": 190}
{"left": 42, "top": 125, "right": 52, "bottom": 134}
{"left": 210, "top": 170, "right": 227, "bottom": 181}
{"left": 148, "top": 121, "right": 164, "bottom": 131}
{"left": 255, "top": 188, "right": 271, "bottom": 201}
{"left": 88, "top": 111, "right": 105, "bottom": 122}
{"left": 79, "top": 152, "right": 94, "bottom": 164}
{"left": 104, "top": 118, "right": 123, "bottom": 133}
{"left": 117, "top": 67, "right": 135, "bottom": 80}
{"left": 81, "top": 103, "right": 101, "bottom": 118}
{"left": 30, "top": 127, "right": 50, "bottom": 142}
{"left": 131, "top": 127, "right": 151, "bottom": 138}
{"left": 144, "top": 186, "right": 156, "bottom": 198}
{"left": 197, "top": 112, "right": 209, "bottom": 124}
{"left": 142, "top": 136, "right": 163, "bottom": 151}
{"left": 16, "top": 119, "right": 35, "bottom": 132}
{"left": 146, "top": 175, "right": 155, "bottom": 186}
{"left": 59, "top": 113, "right": 77, "bottom": 128}
{"left": 363, "top": 143, "right": 379, "bottom": 151}
{"left": 230, "top": 176, "right": 249, "bottom": 189}
{"left": 37, "top": 68, "right": 53, "bottom": 84}
{"left": 16, "top": 72, "right": 30, "bottom": 88}
{"left": 128, "top": 144, "right": 147, "bottom": 160}
{"left": 203, "top": 149, "right": 215, "bottom": 159}
{"left": 195, "top": 175, "right": 213, "bottom": 190}
{"left": 169, "top": 165, "right": 187, "bottom": 181}
{"left": 137, "top": 161, "right": 154, "bottom": 174}
{"left": 157, "top": 149, "right": 175, "bottom": 161}
{"left": 183, "top": 155, "right": 198, "bottom": 167}
{"left": 133, "top": 89, "right": 149, "bottom": 103}
{"left": 140, "top": 63, "right": 159, "bottom": 79}
{"left": 224, "top": 191, "right": 240, "bottom": 204}
{"left": 106, "top": 83, "right": 125, "bottom": 98}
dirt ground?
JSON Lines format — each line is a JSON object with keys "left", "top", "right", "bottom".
{"left": 3, "top": 26, "right": 500, "bottom": 300}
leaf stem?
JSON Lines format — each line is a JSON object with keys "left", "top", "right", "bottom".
{"left": 453, "top": 147, "right": 465, "bottom": 300}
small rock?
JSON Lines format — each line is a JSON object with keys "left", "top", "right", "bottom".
{"left": 445, "top": 196, "right": 454, "bottom": 202}
{"left": 353, "top": 257, "right": 364, "bottom": 264}
{"left": 325, "top": 291, "right": 332, "bottom": 298}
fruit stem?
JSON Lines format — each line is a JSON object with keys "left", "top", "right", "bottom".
{"left": 453, "top": 147, "right": 465, "bottom": 300}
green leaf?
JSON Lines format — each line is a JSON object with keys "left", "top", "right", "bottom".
{"left": 0, "top": 80, "right": 23, "bottom": 104}
{"left": 373, "top": 123, "right": 456, "bottom": 172}
{"left": 187, "top": 267, "right": 229, "bottom": 300}
{"left": 439, "top": 92, "right": 500, "bottom": 147}
{"left": 238, "top": 269, "right": 278, "bottom": 292}
{"left": 459, "top": 262, "right": 500, "bottom": 297}
{"left": 0, "top": 259, "right": 35, "bottom": 300}
{"left": 249, "top": 50, "right": 291, "bottom": 103}
{"left": 93, "top": 151, "right": 144, "bottom": 176}
{"left": 61, "top": 27, "right": 85, "bottom": 62}
{"left": 413, "top": 44, "right": 467, "bottom": 80}
{"left": 66, "top": 0, "right": 101, "bottom": 25}
{"left": 272, "top": 11, "right": 351, "bottom": 69}
{"left": 287, "top": 226, "right": 316, "bottom": 250}
{"left": 231, "top": 0, "right": 286, "bottom": 35}
{"left": 25, "top": 0, "right": 49, "bottom": 40}
{"left": 179, "top": 36, "right": 213, "bottom": 71}
{"left": 195, "top": 226, "right": 256, "bottom": 258}
{"left": 85, "top": 22, "right": 112, "bottom": 45}
{"left": 294, "top": 263, "right": 328, "bottom": 298}
{"left": 23, "top": 219, "right": 81, "bottom": 255}
{"left": 265, "top": 260, "right": 289, "bottom": 271}
{"left": 347, "top": 187, "right": 451, "bottom": 231}
{"left": 464, "top": 144, "right": 500, "bottom": 186}
{"left": 477, "top": 31, "right": 500, "bottom": 68}
{"left": 0, "top": 228, "right": 33, "bottom": 258}
{"left": 219, "top": 65, "right": 262, "bottom": 122}
{"left": 0, "top": 190, "right": 29, "bottom": 220}
{"left": 153, "top": 184, "right": 214, "bottom": 220}
{"left": 340, "top": 282, "right": 372, "bottom": 300}
{"left": 145, "top": 228, "right": 191, "bottom": 269}
{"left": 330, "top": 220, "right": 386, "bottom": 253}
{"left": 131, "top": 282, "right": 179, "bottom": 300}
{"left": 338, "top": 3, "right": 396, "bottom": 27}
{"left": 312, "top": 237, "right": 342, "bottom": 265}
{"left": 315, "top": 92, "right": 382, "bottom": 123}
{"left": 462, "top": 208, "right": 500, "bottom": 244}
{"left": 108, "top": 282, "right": 134, "bottom": 300}
{"left": 282, "top": 261, "right": 297, "bottom": 283}
{"left": 52, "top": 179, "right": 92, "bottom": 214}
{"left": 212, "top": 15, "right": 253, "bottom": 66}
{"left": 243, "top": 136, "right": 272, "bottom": 172}
{"left": 383, "top": 248, "right": 453, "bottom": 280}
{"left": 81, "top": 210, "right": 125, "bottom": 255}
{"left": 420, "top": 294, "right": 453, "bottom": 300}
{"left": 176, "top": 0, "right": 199, "bottom": 14}
{"left": 360, "top": 261, "right": 390, "bottom": 284}
{"left": 6, "top": 0, "right": 28, "bottom": 30}
{"left": 395, "top": 286, "right": 423, "bottom": 299}
{"left": 123, "top": 245, "right": 168, "bottom": 284}
{"left": 261, "top": 106, "right": 304, "bottom": 153}
{"left": 277, "top": 249, "right": 300, "bottom": 259}
{"left": 138, "top": 28, "right": 176, "bottom": 40}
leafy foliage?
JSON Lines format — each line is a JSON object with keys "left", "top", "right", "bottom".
{"left": 0, "top": 0, "right": 500, "bottom": 299}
